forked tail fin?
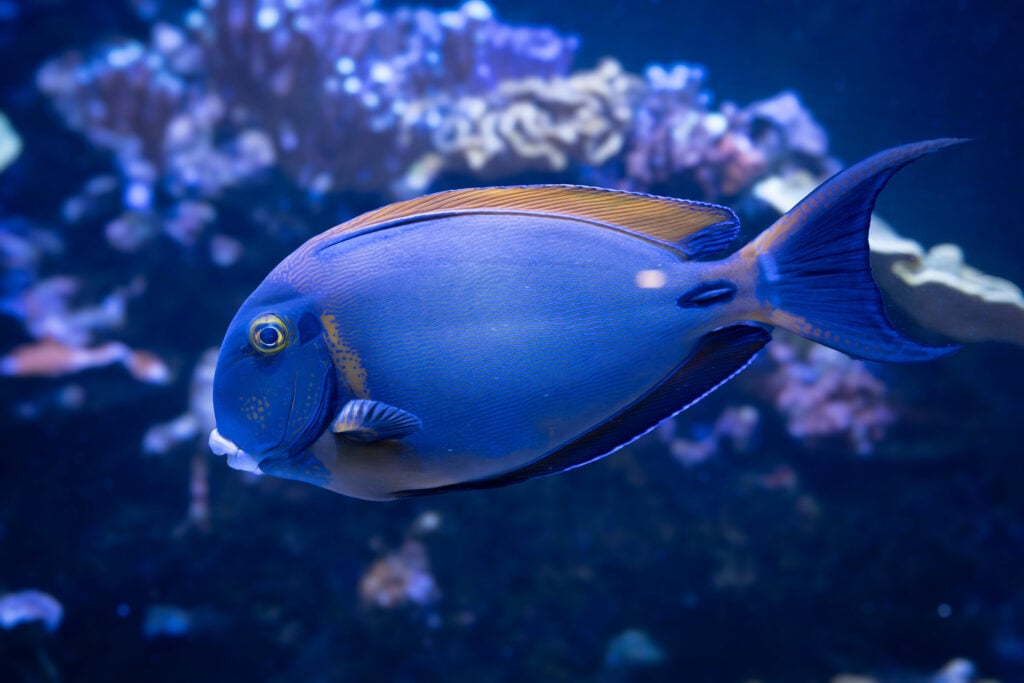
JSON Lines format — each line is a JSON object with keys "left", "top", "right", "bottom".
{"left": 742, "top": 139, "right": 965, "bottom": 362}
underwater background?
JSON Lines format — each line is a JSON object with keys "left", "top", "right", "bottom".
{"left": 1, "top": 0, "right": 1023, "bottom": 681}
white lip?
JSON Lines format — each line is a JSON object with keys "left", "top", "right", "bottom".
{"left": 208, "top": 429, "right": 262, "bottom": 472}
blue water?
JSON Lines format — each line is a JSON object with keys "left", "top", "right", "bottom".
{"left": 1, "top": 1, "right": 1022, "bottom": 682}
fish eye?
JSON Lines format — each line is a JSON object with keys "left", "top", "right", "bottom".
{"left": 248, "top": 314, "right": 290, "bottom": 354}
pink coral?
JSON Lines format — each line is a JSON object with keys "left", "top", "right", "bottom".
{"left": 624, "top": 69, "right": 831, "bottom": 200}
{"left": 766, "top": 337, "right": 895, "bottom": 455}
{"left": 358, "top": 538, "right": 440, "bottom": 610}
{"left": 658, "top": 405, "right": 761, "bottom": 466}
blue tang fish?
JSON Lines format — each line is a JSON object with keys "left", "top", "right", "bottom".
{"left": 209, "top": 140, "right": 961, "bottom": 500}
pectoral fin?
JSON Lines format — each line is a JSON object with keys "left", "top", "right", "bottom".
{"left": 332, "top": 399, "right": 422, "bottom": 443}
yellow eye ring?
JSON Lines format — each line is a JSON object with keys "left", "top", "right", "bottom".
{"left": 248, "top": 314, "right": 290, "bottom": 355}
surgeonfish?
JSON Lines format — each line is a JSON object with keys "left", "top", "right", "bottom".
{"left": 209, "top": 140, "right": 962, "bottom": 500}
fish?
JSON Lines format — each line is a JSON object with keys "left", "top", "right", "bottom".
{"left": 208, "top": 139, "right": 962, "bottom": 500}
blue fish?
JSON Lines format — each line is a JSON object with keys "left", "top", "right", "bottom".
{"left": 209, "top": 140, "right": 961, "bottom": 500}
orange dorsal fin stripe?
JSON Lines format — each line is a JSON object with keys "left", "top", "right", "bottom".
{"left": 314, "top": 185, "right": 739, "bottom": 251}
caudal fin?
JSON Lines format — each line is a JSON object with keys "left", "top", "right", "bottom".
{"left": 743, "top": 139, "right": 965, "bottom": 362}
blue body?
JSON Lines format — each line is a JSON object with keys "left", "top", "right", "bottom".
{"left": 302, "top": 213, "right": 721, "bottom": 498}
{"left": 210, "top": 140, "right": 961, "bottom": 500}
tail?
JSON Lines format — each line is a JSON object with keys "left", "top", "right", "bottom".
{"left": 741, "top": 138, "right": 966, "bottom": 362}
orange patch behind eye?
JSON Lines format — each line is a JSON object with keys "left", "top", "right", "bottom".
{"left": 320, "top": 313, "right": 369, "bottom": 399}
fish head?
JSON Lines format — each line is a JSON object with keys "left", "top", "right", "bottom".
{"left": 209, "top": 282, "right": 338, "bottom": 473}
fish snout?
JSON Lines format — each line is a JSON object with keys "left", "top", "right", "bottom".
{"left": 208, "top": 429, "right": 262, "bottom": 473}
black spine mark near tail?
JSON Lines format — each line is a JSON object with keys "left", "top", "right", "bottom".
{"left": 749, "top": 138, "right": 966, "bottom": 362}
{"left": 677, "top": 280, "right": 738, "bottom": 308}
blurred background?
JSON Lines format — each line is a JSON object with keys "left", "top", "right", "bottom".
{"left": 0, "top": 1, "right": 1022, "bottom": 681}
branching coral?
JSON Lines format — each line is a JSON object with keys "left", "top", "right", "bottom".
{"left": 765, "top": 337, "right": 895, "bottom": 455}
{"left": 424, "top": 58, "right": 639, "bottom": 182}
{"left": 39, "top": 0, "right": 580, "bottom": 203}
{"left": 625, "top": 65, "right": 831, "bottom": 199}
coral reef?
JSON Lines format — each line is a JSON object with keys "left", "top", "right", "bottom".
{"left": 0, "top": 337, "right": 169, "bottom": 383}
{"left": 191, "top": 0, "right": 578, "bottom": 194}
{"left": 35, "top": 0, "right": 833, "bottom": 225}
{"left": 142, "top": 348, "right": 219, "bottom": 534}
{"left": 142, "top": 347, "right": 217, "bottom": 456}
{"left": 873, "top": 225, "right": 1024, "bottom": 346}
{"left": 358, "top": 511, "right": 444, "bottom": 611}
{"left": 1, "top": 2, "right": 1021, "bottom": 682}
{"left": 0, "top": 271, "right": 170, "bottom": 387}
{"left": 0, "top": 591, "right": 63, "bottom": 633}
{"left": 657, "top": 404, "right": 760, "bottom": 466}
{"left": 422, "top": 58, "right": 638, "bottom": 187}
{"left": 358, "top": 537, "right": 440, "bottom": 610}
{"left": 625, "top": 67, "right": 833, "bottom": 199}
{"left": 6, "top": 275, "right": 143, "bottom": 348}
{"left": 764, "top": 335, "right": 895, "bottom": 455}
{"left": 37, "top": 0, "right": 580, "bottom": 216}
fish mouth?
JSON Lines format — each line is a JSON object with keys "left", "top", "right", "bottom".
{"left": 209, "top": 361, "right": 336, "bottom": 477}
{"left": 208, "top": 429, "right": 263, "bottom": 473}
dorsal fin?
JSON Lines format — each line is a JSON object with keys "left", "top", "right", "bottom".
{"left": 315, "top": 185, "right": 740, "bottom": 257}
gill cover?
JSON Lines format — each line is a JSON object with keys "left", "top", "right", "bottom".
{"left": 211, "top": 293, "right": 337, "bottom": 463}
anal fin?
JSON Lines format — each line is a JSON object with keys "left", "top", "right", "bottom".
{"left": 393, "top": 325, "right": 771, "bottom": 496}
